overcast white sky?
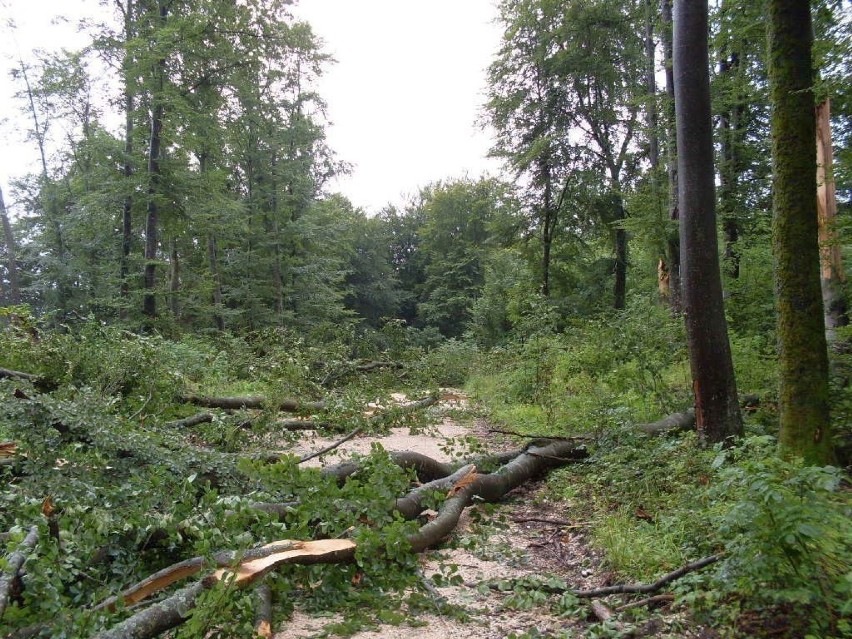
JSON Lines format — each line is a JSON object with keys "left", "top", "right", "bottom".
{"left": 0, "top": 0, "right": 505, "bottom": 216}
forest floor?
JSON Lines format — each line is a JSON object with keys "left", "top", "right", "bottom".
{"left": 268, "top": 391, "right": 711, "bottom": 639}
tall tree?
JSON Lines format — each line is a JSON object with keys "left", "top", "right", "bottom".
{"left": 674, "top": 0, "right": 743, "bottom": 443}
{"left": 0, "top": 186, "right": 21, "bottom": 305}
{"left": 487, "top": 0, "right": 644, "bottom": 308}
{"left": 767, "top": 0, "right": 833, "bottom": 464}
{"left": 660, "top": 0, "right": 681, "bottom": 311}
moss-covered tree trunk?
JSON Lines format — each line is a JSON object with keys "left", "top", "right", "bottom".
{"left": 767, "top": 0, "right": 833, "bottom": 464}
{"left": 674, "top": 0, "right": 743, "bottom": 443}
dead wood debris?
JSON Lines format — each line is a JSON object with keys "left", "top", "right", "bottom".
{"left": 87, "top": 440, "right": 586, "bottom": 639}
{"left": 0, "top": 526, "right": 39, "bottom": 621}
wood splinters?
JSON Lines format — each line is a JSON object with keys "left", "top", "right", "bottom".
{"left": 446, "top": 466, "right": 478, "bottom": 497}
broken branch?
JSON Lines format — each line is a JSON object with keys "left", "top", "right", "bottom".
{"left": 179, "top": 395, "right": 326, "bottom": 413}
{"left": 0, "top": 526, "right": 39, "bottom": 620}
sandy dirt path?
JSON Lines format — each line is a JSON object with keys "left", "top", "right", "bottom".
{"left": 268, "top": 390, "right": 622, "bottom": 639}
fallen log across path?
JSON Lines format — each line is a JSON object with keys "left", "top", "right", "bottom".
{"left": 89, "top": 440, "right": 587, "bottom": 639}
{"left": 178, "top": 394, "right": 327, "bottom": 412}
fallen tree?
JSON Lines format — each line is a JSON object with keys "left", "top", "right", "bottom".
{"left": 87, "top": 440, "right": 587, "bottom": 638}
{"left": 636, "top": 410, "right": 696, "bottom": 436}
{"left": 0, "top": 368, "right": 39, "bottom": 383}
{"left": 178, "top": 395, "right": 327, "bottom": 412}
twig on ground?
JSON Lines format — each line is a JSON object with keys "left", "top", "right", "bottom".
{"left": 614, "top": 593, "right": 674, "bottom": 612}
{"left": 572, "top": 554, "right": 722, "bottom": 597}
{"left": 299, "top": 426, "right": 364, "bottom": 464}
{"left": 128, "top": 393, "right": 153, "bottom": 421}
{"left": 511, "top": 516, "right": 589, "bottom": 527}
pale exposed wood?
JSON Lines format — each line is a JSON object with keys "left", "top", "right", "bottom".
{"left": 92, "top": 541, "right": 301, "bottom": 612}
{"left": 212, "top": 539, "right": 355, "bottom": 587}
{"left": 816, "top": 99, "right": 842, "bottom": 283}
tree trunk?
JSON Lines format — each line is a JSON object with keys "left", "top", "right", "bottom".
{"left": 815, "top": 99, "right": 847, "bottom": 345}
{"left": 207, "top": 233, "right": 224, "bottom": 331}
{"left": 661, "top": 0, "right": 681, "bottom": 312}
{"left": 674, "top": 0, "right": 743, "bottom": 443}
{"left": 541, "top": 158, "right": 554, "bottom": 298}
{"left": 768, "top": 0, "right": 833, "bottom": 464}
{"left": 168, "top": 239, "right": 179, "bottom": 318}
{"left": 614, "top": 225, "right": 627, "bottom": 310}
{"left": 143, "top": 0, "right": 167, "bottom": 320}
{"left": 119, "top": 0, "right": 134, "bottom": 320}
{"left": 718, "top": 46, "right": 744, "bottom": 280}
{"left": 0, "top": 186, "right": 20, "bottom": 305}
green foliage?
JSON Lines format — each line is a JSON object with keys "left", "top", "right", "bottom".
{"left": 468, "top": 299, "right": 689, "bottom": 435}
{"left": 699, "top": 439, "right": 851, "bottom": 635}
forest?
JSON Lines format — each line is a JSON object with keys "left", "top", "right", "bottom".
{"left": 0, "top": 0, "right": 850, "bottom": 637}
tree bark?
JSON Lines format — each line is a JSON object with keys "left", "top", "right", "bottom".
{"left": 143, "top": 0, "right": 168, "bottom": 320}
{"left": 768, "top": 0, "right": 833, "bottom": 464}
{"left": 636, "top": 410, "right": 695, "bottom": 436}
{"left": 119, "top": 0, "right": 134, "bottom": 320}
{"left": 614, "top": 219, "right": 627, "bottom": 310}
{"left": 0, "top": 186, "right": 20, "bottom": 305}
{"left": 674, "top": 0, "right": 743, "bottom": 443}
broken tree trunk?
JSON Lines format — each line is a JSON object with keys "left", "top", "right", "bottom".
{"left": 91, "top": 540, "right": 357, "bottom": 639}
{"left": 91, "top": 441, "right": 586, "bottom": 639}
{"left": 636, "top": 410, "right": 696, "bottom": 436}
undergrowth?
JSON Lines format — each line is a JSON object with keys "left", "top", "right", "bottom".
{"left": 467, "top": 300, "right": 852, "bottom": 638}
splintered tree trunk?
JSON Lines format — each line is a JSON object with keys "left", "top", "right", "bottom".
{"left": 815, "top": 99, "right": 847, "bottom": 345}
{"left": 0, "top": 186, "right": 20, "bottom": 305}
{"left": 661, "top": 0, "right": 681, "bottom": 312}
{"left": 674, "top": 0, "right": 743, "bottom": 443}
{"left": 143, "top": 1, "right": 167, "bottom": 319}
{"left": 768, "top": 0, "right": 833, "bottom": 464}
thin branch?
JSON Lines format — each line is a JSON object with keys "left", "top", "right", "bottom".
{"left": 572, "top": 554, "right": 722, "bottom": 597}
{"left": 614, "top": 593, "right": 674, "bottom": 612}
{"left": 298, "top": 426, "right": 363, "bottom": 464}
